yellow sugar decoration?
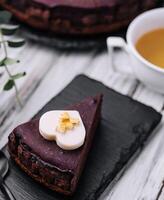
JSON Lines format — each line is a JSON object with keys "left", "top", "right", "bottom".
{"left": 56, "top": 112, "right": 80, "bottom": 133}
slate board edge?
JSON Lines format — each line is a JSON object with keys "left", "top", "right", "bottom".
{"left": 34, "top": 74, "right": 162, "bottom": 120}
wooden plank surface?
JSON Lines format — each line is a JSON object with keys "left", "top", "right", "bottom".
{"left": 0, "top": 39, "right": 164, "bottom": 200}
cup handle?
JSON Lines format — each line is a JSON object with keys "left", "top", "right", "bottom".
{"left": 107, "top": 36, "right": 134, "bottom": 75}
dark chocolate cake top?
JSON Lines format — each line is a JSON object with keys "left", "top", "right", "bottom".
{"left": 13, "top": 95, "right": 102, "bottom": 173}
{"left": 33, "top": 0, "right": 120, "bottom": 8}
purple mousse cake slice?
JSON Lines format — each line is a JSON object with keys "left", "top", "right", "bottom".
{"left": 8, "top": 94, "right": 103, "bottom": 195}
{"left": 0, "top": 0, "right": 157, "bottom": 35}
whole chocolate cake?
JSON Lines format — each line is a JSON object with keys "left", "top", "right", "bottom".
{"left": 0, "top": 0, "right": 158, "bottom": 35}
{"left": 8, "top": 94, "right": 103, "bottom": 195}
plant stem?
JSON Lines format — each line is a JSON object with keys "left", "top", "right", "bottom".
{"left": 4, "top": 63, "right": 22, "bottom": 107}
{"left": 13, "top": 79, "right": 22, "bottom": 108}
{"left": 0, "top": 29, "right": 22, "bottom": 108}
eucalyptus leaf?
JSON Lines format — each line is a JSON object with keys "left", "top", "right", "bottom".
{"left": 3, "top": 79, "right": 14, "bottom": 91}
{"left": 0, "top": 58, "right": 6, "bottom": 67}
{"left": 11, "top": 72, "right": 26, "bottom": 80}
{"left": 7, "top": 38, "right": 25, "bottom": 48}
{"left": 4, "top": 57, "right": 20, "bottom": 66}
{"left": 0, "top": 11, "right": 12, "bottom": 24}
{"left": 0, "top": 24, "right": 19, "bottom": 35}
{"left": 0, "top": 57, "right": 20, "bottom": 67}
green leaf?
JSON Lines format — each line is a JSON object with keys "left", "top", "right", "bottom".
{"left": 11, "top": 72, "right": 26, "bottom": 80}
{"left": 0, "top": 57, "right": 20, "bottom": 67}
{"left": 0, "top": 58, "right": 6, "bottom": 67}
{"left": 0, "top": 24, "right": 19, "bottom": 35}
{"left": 3, "top": 79, "right": 14, "bottom": 91}
{"left": 0, "top": 11, "right": 12, "bottom": 24}
{"left": 7, "top": 38, "right": 25, "bottom": 48}
{"left": 4, "top": 57, "right": 20, "bottom": 65}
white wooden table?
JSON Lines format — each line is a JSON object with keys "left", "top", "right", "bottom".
{"left": 0, "top": 39, "right": 164, "bottom": 200}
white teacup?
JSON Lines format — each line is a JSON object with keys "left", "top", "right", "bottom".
{"left": 107, "top": 8, "right": 164, "bottom": 94}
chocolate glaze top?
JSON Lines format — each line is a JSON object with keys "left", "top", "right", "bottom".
{"left": 13, "top": 95, "right": 102, "bottom": 173}
{"left": 33, "top": 0, "right": 121, "bottom": 8}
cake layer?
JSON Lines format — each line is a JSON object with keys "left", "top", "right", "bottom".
{"left": 8, "top": 94, "right": 103, "bottom": 195}
{"left": 2, "top": 0, "right": 135, "bottom": 9}
{"left": 33, "top": 0, "right": 121, "bottom": 8}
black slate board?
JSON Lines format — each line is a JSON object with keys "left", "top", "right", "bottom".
{"left": 2, "top": 75, "right": 162, "bottom": 200}
{"left": 19, "top": 26, "right": 126, "bottom": 51}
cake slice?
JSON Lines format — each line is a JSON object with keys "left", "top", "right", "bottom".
{"left": 8, "top": 94, "right": 103, "bottom": 195}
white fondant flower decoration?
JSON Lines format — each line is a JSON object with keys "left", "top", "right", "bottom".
{"left": 39, "top": 111, "right": 86, "bottom": 150}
